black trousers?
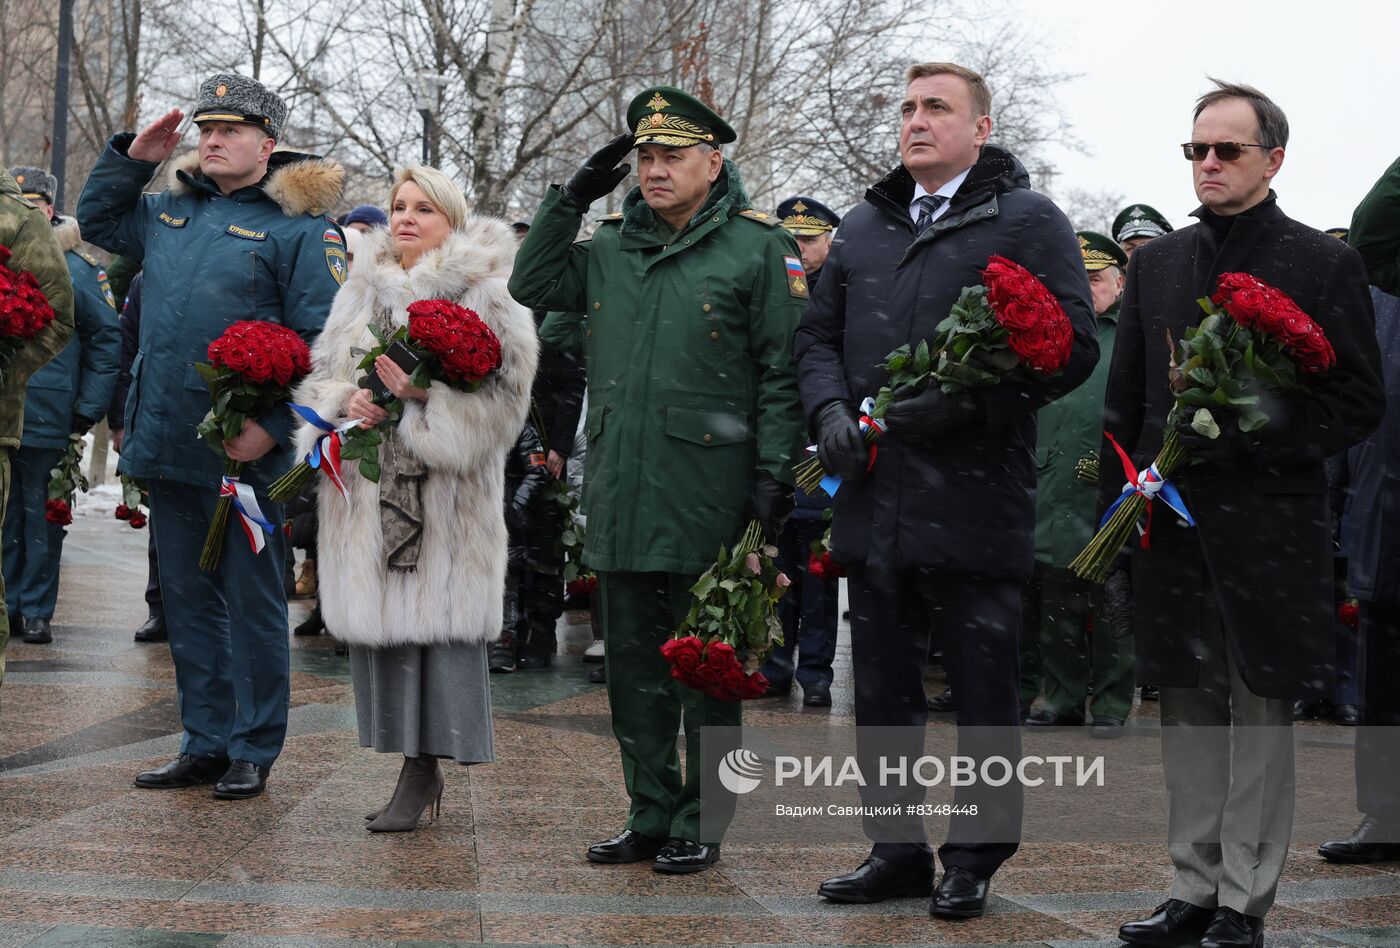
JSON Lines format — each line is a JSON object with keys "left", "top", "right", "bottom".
{"left": 145, "top": 517, "right": 162, "bottom": 617}
{"left": 847, "top": 564, "right": 1024, "bottom": 878}
{"left": 1357, "top": 600, "right": 1400, "bottom": 823}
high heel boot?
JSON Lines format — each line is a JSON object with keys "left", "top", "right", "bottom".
{"left": 366, "top": 755, "right": 444, "bottom": 832}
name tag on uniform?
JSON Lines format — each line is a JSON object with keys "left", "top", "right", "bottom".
{"left": 157, "top": 212, "right": 188, "bottom": 228}
{"left": 226, "top": 224, "right": 267, "bottom": 241}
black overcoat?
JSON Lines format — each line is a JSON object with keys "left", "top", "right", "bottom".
{"left": 1097, "top": 194, "right": 1386, "bottom": 697}
{"left": 794, "top": 145, "right": 1098, "bottom": 576}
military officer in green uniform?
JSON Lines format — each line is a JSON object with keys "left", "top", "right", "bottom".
{"left": 79, "top": 74, "right": 345, "bottom": 799}
{"left": 509, "top": 86, "right": 806, "bottom": 874}
{"left": 1112, "top": 203, "right": 1174, "bottom": 259}
{"left": 1021, "top": 232, "right": 1135, "bottom": 736}
{"left": 3, "top": 167, "right": 120, "bottom": 646}
{"left": 0, "top": 168, "right": 75, "bottom": 682}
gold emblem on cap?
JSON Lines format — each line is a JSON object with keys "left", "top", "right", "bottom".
{"left": 216, "top": 84, "right": 228, "bottom": 97}
{"left": 793, "top": 201, "right": 808, "bottom": 213}
{"left": 647, "top": 92, "right": 670, "bottom": 111}
{"left": 647, "top": 113, "right": 665, "bottom": 127}
{"left": 1079, "top": 236, "right": 1089, "bottom": 248}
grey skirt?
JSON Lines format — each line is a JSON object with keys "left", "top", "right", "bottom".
{"left": 350, "top": 641, "right": 495, "bottom": 765}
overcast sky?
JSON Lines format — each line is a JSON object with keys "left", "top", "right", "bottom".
{"left": 1006, "top": 1, "right": 1400, "bottom": 232}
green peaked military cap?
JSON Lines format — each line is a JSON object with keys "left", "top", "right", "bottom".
{"left": 627, "top": 86, "right": 736, "bottom": 148}
{"left": 1077, "top": 230, "right": 1128, "bottom": 271}
{"left": 192, "top": 73, "right": 289, "bottom": 141}
{"left": 1112, "top": 203, "right": 1173, "bottom": 243}
{"left": 10, "top": 166, "right": 56, "bottom": 203}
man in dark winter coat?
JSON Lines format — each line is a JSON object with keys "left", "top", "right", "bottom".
{"left": 1104, "top": 82, "right": 1384, "bottom": 948}
{"left": 1315, "top": 155, "right": 1400, "bottom": 864}
{"left": 795, "top": 61, "right": 1097, "bottom": 919}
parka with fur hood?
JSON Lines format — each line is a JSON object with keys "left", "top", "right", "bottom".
{"left": 293, "top": 221, "right": 538, "bottom": 648}
{"left": 78, "top": 136, "right": 346, "bottom": 488}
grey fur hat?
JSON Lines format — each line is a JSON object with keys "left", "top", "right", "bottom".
{"left": 10, "top": 166, "right": 56, "bottom": 203}
{"left": 192, "top": 73, "right": 288, "bottom": 141}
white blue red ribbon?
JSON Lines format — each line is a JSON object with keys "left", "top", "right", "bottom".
{"left": 1099, "top": 431, "right": 1195, "bottom": 548}
{"left": 220, "top": 476, "right": 274, "bottom": 554}
{"left": 290, "top": 403, "right": 363, "bottom": 500}
{"left": 816, "top": 396, "right": 886, "bottom": 498}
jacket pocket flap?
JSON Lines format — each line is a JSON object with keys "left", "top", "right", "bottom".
{"left": 664, "top": 407, "right": 748, "bottom": 447}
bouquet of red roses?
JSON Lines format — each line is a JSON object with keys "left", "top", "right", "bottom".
{"left": 269, "top": 298, "right": 501, "bottom": 501}
{"left": 1071, "top": 272, "right": 1337, "bottom": 582}
{"left": 114, "top": 474, "right": 149, "bottom": 529}
{"left": 0, "top": 244, "right": 58, "bottom": 386}
{"left": 195, "top": 321, "right": 313, "bottom": 571}
{"left": 795, "top": 254, "right": 1073, "bottom": 494}
{"left": 660, "top": 520, "right": 792, "bottom": 701}
{"left": 44, "top": 432, "right": 89, "bottom": 526}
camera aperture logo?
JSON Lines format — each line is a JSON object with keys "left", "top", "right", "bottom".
{"left": 717, "top": 748, "right": 764, "bottom": 794}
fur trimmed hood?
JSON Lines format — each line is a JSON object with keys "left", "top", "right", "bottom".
{"left": 293, "top": 214, "right": 538, "bottom": 649}
{"left": 51, "top": 215, "right": 82, "bottom": 253}
{"left": 168, "top": 149, "right": 345, "bottom": 217}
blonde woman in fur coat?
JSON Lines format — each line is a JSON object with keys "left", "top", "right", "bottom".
{"left": 293, "top": 166, "right": 537, "bottom": 831}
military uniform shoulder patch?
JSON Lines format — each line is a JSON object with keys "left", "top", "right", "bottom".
{"left": 322, "top": 226, "right": 343, "bottom": 245}
{"left": 325, "top": 245, "right": 347, "bottom": 286}
{"left": 783, "top": 255, "right": 809, "bottom": 299}
{"left": 596, "top": 212, "right": 624, "bottom": 225}
{"left": 96, "top": 269, "right": 116, "bottom": 309}
{"left": 738, "top": 208, "right": 780, "bottom": 227}
{"left": 157, "top": 211, "right": 188, "bottom": 228}
{"left": 75, "top": 249, "right": 99, "bottom": 267}
{"left": 4, "top": 191, "right": 38, "bottom": 211}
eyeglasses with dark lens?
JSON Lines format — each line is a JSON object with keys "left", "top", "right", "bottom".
{"left": 1180, "top": 142, "right": 1273, "bottom": 162}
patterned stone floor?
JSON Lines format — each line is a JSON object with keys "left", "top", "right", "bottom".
{"left": 0, "top": 508, "right": 1396, "bottom": 946}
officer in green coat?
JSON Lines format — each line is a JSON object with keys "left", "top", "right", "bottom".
{"left": 78, "top": 74, "right": 345, "bottom": 799}
{"left": 509, "top": 86, "right": 805, "bottom": 874}
{"left": 1021, "top": 231, "right": 1135, "bottom": 735}
{"left": 3, "top": 168, "right": 120, "bottom": 646}
{"left": 0, "top": 168, "right": 75, "bottom": 681}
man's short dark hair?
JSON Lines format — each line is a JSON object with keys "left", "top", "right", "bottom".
{"left": 905, "top": 62, "right": 992, "bottom": 118}
{"left": 1194, "top": 78, "right": 1289, "bottom": 149}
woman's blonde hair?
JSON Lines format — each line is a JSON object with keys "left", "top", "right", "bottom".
{"left": 388, "top": 166, "right": 469, "bottom": 231}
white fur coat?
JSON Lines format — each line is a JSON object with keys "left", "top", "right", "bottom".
{"left": 293, "top": 220, "right": 537, "bottom": 648}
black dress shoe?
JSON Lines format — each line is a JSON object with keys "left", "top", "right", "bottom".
{"left": 134, "top": 753, "right": 230, "bottom": 789}
{"left": 133, "top": 614, "right": 167, "bottom": 642}
{"left": 930, "top": 866, "right": 990, "bottom": 919}
{"left": 762, "top": 678, "right": 792, "bottom": 698}
{"left": 803, "top": 681, "right": 832, "bottom": 707}
{"left": 818, "top": 855, "right": 934, "bottom": 903}
{"left": 1200, "top": 906, "right": 1264, "bottom": 948}
{"left": 1024, "top": 708, "right": 1085, "bottom": 727}
{"left": 587, "top": 666, "right": 606, "bottom": 684}
{"left": 586, "top": 829, "right": 665, "bottom": 864}
{"left": 1089, "top": 715, "right": 1125, "bottom": 739}
{"left": 1140, "top": 685, "right": 1160, "bottom": 702}
{"left": 1118, "top": 898, "right": 1215, "bottom": 946}
{"left": 517, "top": 654, "right": 553, "bottom": 670}
{"left": 1293, "top": 698, "right": 1327, "bottom": 721}
{"left": 22, "top": 617, "right": 52, "bottom": 644}
{"left": 1332, "top": 703, "right": 1359, "bottom": 726}
{"left": 213, "top": 760, "right": 270, "bottom": 799}
{"left": 926, "top": 688, "right": 956, "bottom": 712}
{"left": 292, "top": 605, "right": 324, "bottom": 637}
{"left": 653, "top": 838, "right": 720, "bottom": 874}
{"left": 1319, "top": 817, "right": 1400, "bottom": 863}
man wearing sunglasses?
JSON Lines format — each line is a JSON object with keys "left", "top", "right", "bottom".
{"left": 1103, "top": 80, "right": 1384, "bottom": 948}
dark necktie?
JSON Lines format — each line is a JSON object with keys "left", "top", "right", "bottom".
{"left": 913, "top": 193, "right": 948, "bottom": 234}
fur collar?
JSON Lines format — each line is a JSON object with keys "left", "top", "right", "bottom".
{"left": 51, "top": 216, "right": 82, "bottom": 253}
{"left": 167, "top": 149, "right": 345, "bottom": 217}
{"left": 350, "top": 216, "right": 519, "bottom": 304}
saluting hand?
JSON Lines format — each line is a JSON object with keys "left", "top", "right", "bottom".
{"left": 560, "top": 133, "right": 634, "bottom": 211}
{"left": 128, "top": 108, "right": 186, "bottom": 164}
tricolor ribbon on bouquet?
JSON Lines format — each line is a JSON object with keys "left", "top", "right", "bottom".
{"left": 817, "top": 396, "right": 887, "bottom": 498}
{"left": 1099, "top": 431, "right": 1195, "bottom": 548}
{"left": 219, "top": 476, "right": 275, "bottom": 554}
{"left": 290, "top": 403, "right": 363, "bottom": 499}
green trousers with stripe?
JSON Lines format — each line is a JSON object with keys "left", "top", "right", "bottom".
{"left": 599, "top": 571, "right": 741, "bottom": 844}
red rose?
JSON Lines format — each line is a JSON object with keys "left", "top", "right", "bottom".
{"left": 705, "top": 641, "right": 737, "bottom": 668}
{"left": 44, "top": 498, "right": 72, "bottom": 525}
{"left": 128, "top": 511, "right": 148, "bottom": 529}
{"left": 661, "top": 635, "right": 705, "bottom": 675}
{"left": 1337, "top": 601, "right": 1360, "bottom": 629}
{"left": 114, "top": 504, "right": 131, "bottom": 520}
{"left": 246, "top": 350, "right": 274, "bottom": 383}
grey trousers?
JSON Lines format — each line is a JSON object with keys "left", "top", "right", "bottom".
{"left": 1159, "top": 579, "right": 1295, "bottom": 918}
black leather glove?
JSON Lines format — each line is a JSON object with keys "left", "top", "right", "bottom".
{"left": 881, "top": 386, "right": 983, "bottom": 444}
{"left": 1173, "top": 416, "right": 1251, "bottom": 465}
{"left": 750, "top": 474, "right": 795, "bottom": 544}
{"left": 71, "top": 414, "right": 95, "bottom": 436}
{"left": 560, "top": 133, "right": 634, "bottom": 211}
{"left": 816, "top": 401, "right": 868, "bottom": 482}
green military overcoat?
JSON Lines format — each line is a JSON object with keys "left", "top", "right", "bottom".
{"left": 508, "top": 161, "right": 806, "bottom": 576}
{"left": 1034, "top": 307, "right": 1118, "bottom": 567}
{"left": 0, "top": 171, "right": 76, "bottom": 448}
